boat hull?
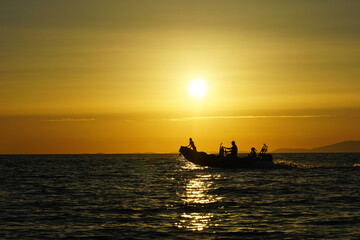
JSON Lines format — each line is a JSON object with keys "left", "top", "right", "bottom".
{"left": 179, "top": 146, "right": 275, "bottom": 168}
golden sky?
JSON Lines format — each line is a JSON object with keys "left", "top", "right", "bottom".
{"left": 0, "top": 1, "right": 359, "bottom": 153}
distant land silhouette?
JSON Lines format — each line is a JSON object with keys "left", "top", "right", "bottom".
{"left": 272, "top": 141, "right": 360, "bottom": 153}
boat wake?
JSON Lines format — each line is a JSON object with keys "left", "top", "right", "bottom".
{"left": 273, "top": 160, "right": 305, "bottom": 169}
{"left": 274, "top": 160, "right": 360, "bottom": 169}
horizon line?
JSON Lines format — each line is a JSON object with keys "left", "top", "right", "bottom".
{"left": 169, "top": 115, "right": 334, "bottom": 121}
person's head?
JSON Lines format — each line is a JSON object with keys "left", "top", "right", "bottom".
{"left": 189, "top": 138, "right": 192, "bottom": 141}
{"left": 231, "top": 141, "right": 235, "bottom": 145}
{"left": 251, "top": 147, "right": 255, "bottom": 151}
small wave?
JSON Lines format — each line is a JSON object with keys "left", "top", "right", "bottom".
{"left": 274, "top": 160, "right": 358, "bottom": 169}
{"left": 273, "top": 160, "right": 311, "bottom": 169}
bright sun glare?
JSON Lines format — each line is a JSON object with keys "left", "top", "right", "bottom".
{"left": 189, "top": 79, "right": 207, "bottom": 98}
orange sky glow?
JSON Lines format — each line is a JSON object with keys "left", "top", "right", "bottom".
{"left": 0, "top": 1, "right": 359, "bottom": 153}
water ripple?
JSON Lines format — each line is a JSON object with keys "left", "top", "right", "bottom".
{"left": 1, "top": 153, "right": 360, "bottom": 239}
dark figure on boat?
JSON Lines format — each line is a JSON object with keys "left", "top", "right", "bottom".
{"left": 179, "top": 142, "right": 274, "bottom": 169}
{"left": 225, "top": 141, "right": 238, "bottom": 158}
{"left": 249, "top": 147, "right": 257, "bottom": 159}
{"left": 187, "top": 138, "right": 197, "bottom": 152}
{"left": 219, "top": 143, "right": 225, "bottom": 158}
{"left": 259, "top": 144, "right": 268, "bottom": 156}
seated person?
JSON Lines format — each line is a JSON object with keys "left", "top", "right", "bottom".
{"left": 259, "top": 144, "right": 268, "bottom": 156}
{"left": 249, "top": 147, "right": 257, "bottom": 159}
{"left": 225, "top": 141, "right": 238, "bottom": 158}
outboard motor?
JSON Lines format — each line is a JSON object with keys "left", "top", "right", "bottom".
{"left": 219, "top": 143, "right": 225, "bottom": 158}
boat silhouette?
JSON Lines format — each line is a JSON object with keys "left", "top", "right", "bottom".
{"left": 179, "top": 146, "right": 274, "bottom": 168}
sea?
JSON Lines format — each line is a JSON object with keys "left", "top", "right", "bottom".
{"left": 1, "top": 153, "right": 360, "bottom": 239}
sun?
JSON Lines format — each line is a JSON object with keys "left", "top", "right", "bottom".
{"left": 189, "top": 79, "right": 207, "bottom": 98}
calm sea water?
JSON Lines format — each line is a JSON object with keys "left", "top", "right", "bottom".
{"left": 1, "top": 153, "right": 360, "bottom": 239}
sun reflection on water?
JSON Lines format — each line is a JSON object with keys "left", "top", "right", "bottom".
{"left": 176, "top": 161, "right": 223, "bottom": 231}
{"left": 176, "top": 212, "right": 214, "bottom": 231}
{"left": 182, "top": 176, "right": 222, "bottom": 205}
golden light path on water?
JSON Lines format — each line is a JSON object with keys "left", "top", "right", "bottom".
{"left": 176, "top": 160, "right": 223, "bottom": 231}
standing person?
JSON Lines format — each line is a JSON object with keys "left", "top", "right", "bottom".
{"left": 225, "top": 141, "right": 238, "bottom": 158}
{"left": 187, "top": 138, "right": 197, "bottom": 152}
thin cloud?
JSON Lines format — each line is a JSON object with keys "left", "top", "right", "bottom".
{"left": 42, "top": 118, "right": 96, "bottom": 122}
{"left": 169, "top": 115, "right": 333, "bottom": 121}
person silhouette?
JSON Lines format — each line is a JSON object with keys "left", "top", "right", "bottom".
{"left": 225, "top": 141, "right": 238, "bottom": 158}
{"left": 187, "top": 138, "right": 197, "bottom": 152}
{"left": 249, "top": 147, "right": 257, "bottom": 159}
{"left": 259, "top": 144, "right": 268, "bottom": 155}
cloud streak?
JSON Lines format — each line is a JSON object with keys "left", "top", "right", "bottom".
{"left": 42, "top": 118, "right": 96, "bottom": 122}
{"left": 169, "top": 115, "right": 333, "bottom": 121}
